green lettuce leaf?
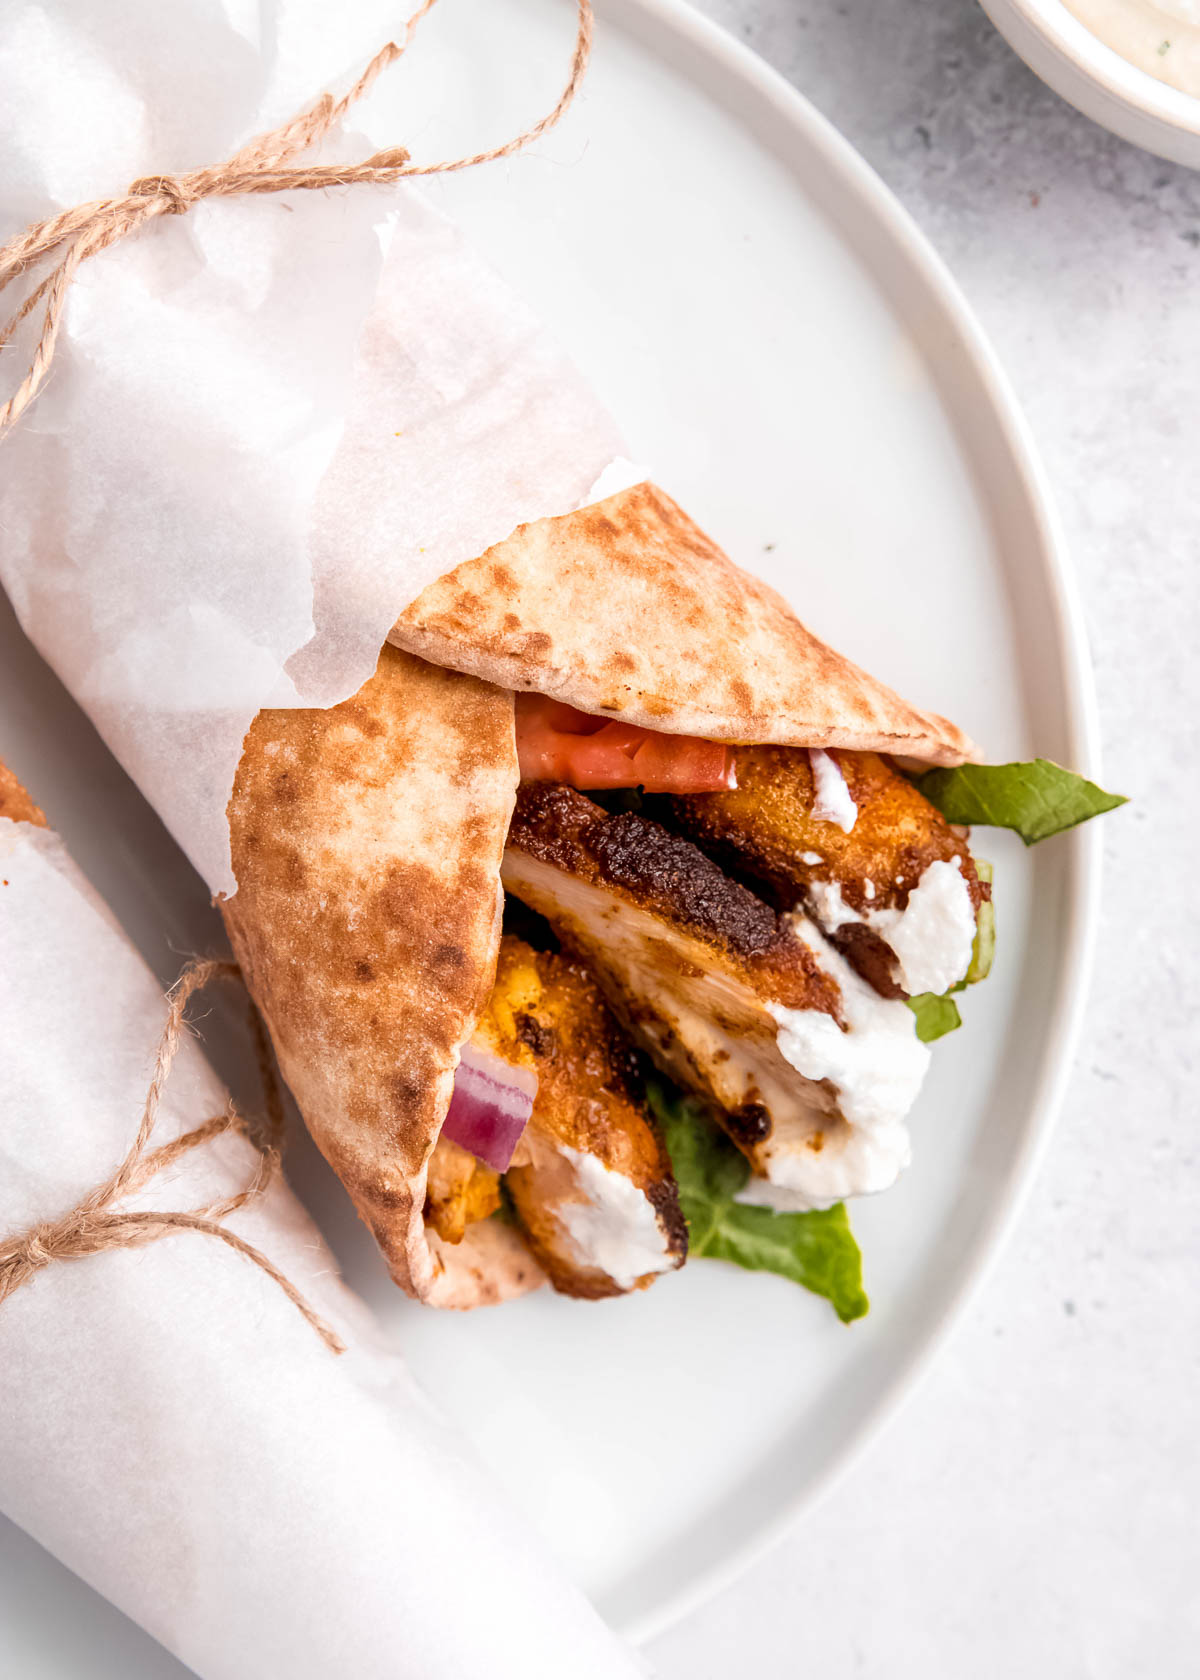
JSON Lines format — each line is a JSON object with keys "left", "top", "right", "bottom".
{"left": 964, "top": 858, "right": 995, "bottom": 984}
{"left": 917, "top": 760, "right": 1126, "bottom": 846}
{"left": 907, "top": 990, "right": 962, "bottom": 1042}
{"left": 648, "top": 1082, "right": 869, "bottom": 1323}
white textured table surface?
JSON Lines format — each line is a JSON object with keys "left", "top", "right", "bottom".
{"left": 647, "top": 2, "right": 1200, "bottom": 1676}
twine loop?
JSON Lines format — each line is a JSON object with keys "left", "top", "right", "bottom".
{"left": 0, "top": 958, "right": 346, "bottom": 1355}
{"left": 0, "top": 0, "right": 593, "bottom": 436}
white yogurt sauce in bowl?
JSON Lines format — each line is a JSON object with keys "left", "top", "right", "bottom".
{"left": 1061, "top": 0, "right": 1200, "bottom": 94}
{"left": 979, "top": 0, "right": 1200, "bottom": 168}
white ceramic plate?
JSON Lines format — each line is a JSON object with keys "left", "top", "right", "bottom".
{"left": 0, "top": 0, "right": 1101, "bottom": 1668}
{"left": 978, "top": 0, "right": 1200, "bottom": 167}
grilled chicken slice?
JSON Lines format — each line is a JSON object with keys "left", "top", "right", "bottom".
{"left": 476, "top": 934, "right": 686, "bottom": 1298}
{"left": 424, "top": 1137, "right": 502, "bottom": 1244}
{"left": 503, "top": 784, "right": 930, "bottom": 1211}
{"left": 669, "top": 747, "right": 985, "bottom": 998}
{"left": 422, "top": 933, "right": 685, "bottom": 1291}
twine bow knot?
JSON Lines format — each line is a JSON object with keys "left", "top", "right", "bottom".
{"left": 5, "top": 1222, "right": 58, "bottom": 1283}
{"left": 126, "top": 174, "right": 195, "bottom": 215}
{"left": 0, "top": 0, "right": 592, "bottom": 436}
{"left": 0, "top": 958, "right": 346, "bottom": 1355}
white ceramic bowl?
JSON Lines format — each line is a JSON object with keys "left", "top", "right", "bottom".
{"left": 980, "top": 0, "right": 1200, "bottom": 165}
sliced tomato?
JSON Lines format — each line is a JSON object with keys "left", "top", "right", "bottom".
{"left": 515, "top": 693, "right": 736, "bottom": 793}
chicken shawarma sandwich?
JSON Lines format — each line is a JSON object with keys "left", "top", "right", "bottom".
{"left": 221, "top": 481, "right": 1123, "bottom": 1318}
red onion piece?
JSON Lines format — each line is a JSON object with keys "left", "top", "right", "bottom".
{"left": 441, "top": 1043, "right": 538, "bottom": 1172}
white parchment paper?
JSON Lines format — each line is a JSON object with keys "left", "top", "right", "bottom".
{"left": 0, "top": 813, "right": 644, "bottom": 1680}
{"left": 0, "top": 0, "right": 627, "bottom": 893}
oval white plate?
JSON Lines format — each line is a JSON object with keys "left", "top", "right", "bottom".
{"left": 0, "top": 0, "right": 1100, "bottom": 1667}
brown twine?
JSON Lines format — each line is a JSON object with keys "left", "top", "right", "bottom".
{"left": 0, "top": 0, "right": 594, "bottom": 436}
{"left": 0, "top": 958, "right": 346, "bottom": 1355}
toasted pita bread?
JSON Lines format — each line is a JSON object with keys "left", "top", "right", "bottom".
{"left": 390, "top": 481, "right": 977, "bottom": 766}
{"left": 221, "top": 645, "right": 522, "bottom": 1303}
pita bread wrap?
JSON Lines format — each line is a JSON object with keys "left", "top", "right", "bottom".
{"left": 389, "top": 481, "right": 979, "bottom": 766}
{"left": 225, "top": 485, "right": 977, "bottom": 1302}
{"left": 221, "top": 644, "right": 540, "bottom": 1306}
